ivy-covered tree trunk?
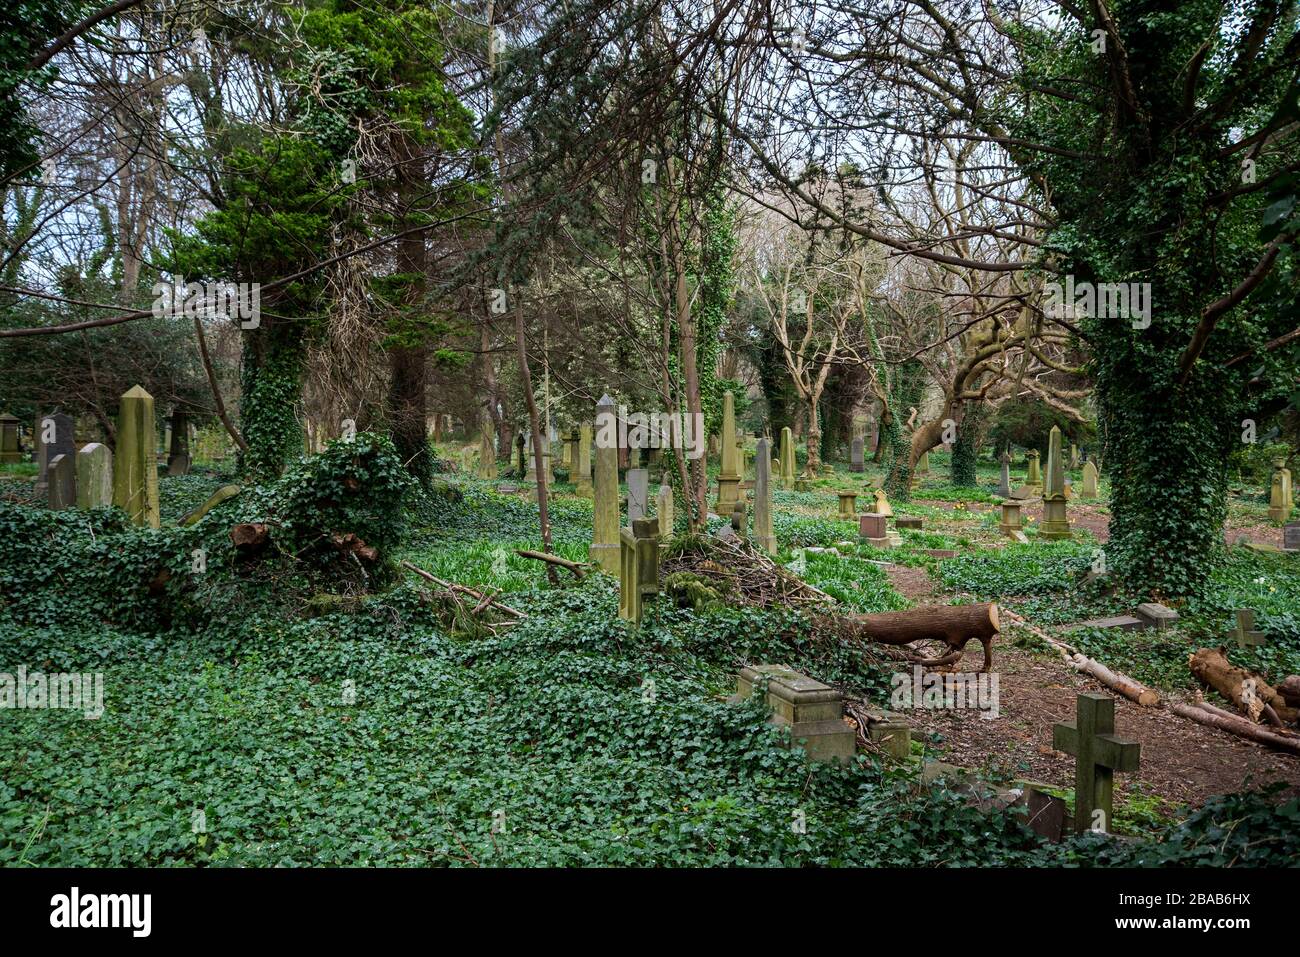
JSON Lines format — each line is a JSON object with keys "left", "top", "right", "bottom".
{"left": 883, "top": 360, "right": 924, "bottom": 501}
{"left": 239, "top": 318, "right": 305, "bottom": 480}
{"left": 951, "top": 403, "right": 983, "bottom": 487}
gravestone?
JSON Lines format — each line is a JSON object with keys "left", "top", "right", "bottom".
{"left": 1269, "top": 459, "right": 1294, "bottom": 523}
{"left": 628, "top": 445, "right": 641, "bottom": 469}
{"left": 999, "top": 500, "right": 1023, "bottom": 537}
{"left": 753, "top": 437, "right": 776, "bottom": 554}
{"left": 524, "top": 434, "right": 537, "bottom": 481}
{"left": 167, "top": 409, "right": 191, "bottom": 476}
{"left": 837, "top": 491, "right": 858, "bottom": 519}
{"left": 515, "top": 434, "right": 526, "bottom": 476}
{"left": 563, "top": 428, "right": 579, "bottom": 478}
{"left": 561, "top": 429, "right": 573, "bottom": 468}
{"left": 112, "top": 386, "right": 160, "bottom": 528}
{"left": 179, "top": 483, "right": 240, "bottom": 526}
{"left": 1025, "top": 449, "right": 1042, "bottom": 494}
{"left": 1038, "top": 426, "right": 1071, "bottom": 540}
{"left": 780, "top": 427, "right": 796, "bottom": 489}
{"left": 998, "top": 451, "right": 1012, "bottom": 497}
{"left": 0, "top": 413, "right": 21, "bottom": 463}
{"left": 731, "top": 498, "right": 748, "bottom": 539}
{"left": 576, "top": 423, "right": 593, "bottom": 497}
{"left": 478, "top": 421, "right": 498, "bottom": 479}
{"left": 916, "top": 450, "right": 930, "bottom": 475}
{"left": 1053, "top": 693, "right": 1140, "bottom": 834}
{"left": 626, "top": 468, "right": 650, "bottom": 523}
{"left": 1284, "top": 521, "right": 1300, "bottom": 551}
{"left": 76, "top": 443, "right": 113, "bottom": 508}
{"left": 35, "top": 412, "right": 75, "bottom": 496}
{"left": 618, "top": 517, "right": 660, "bottom": 624}
{"left": 850, "top": 437, "right": 864, "bottom": 472}
{"left": 657, "top": 481, "right": 673, "bottom": 538}
{"left": 1228, "top": 609, "right": 1267, "bottom": 649}
{"left": 859, "top": 513, "right": 889, "bottom": 547}
{"left": 47, "top": 453, "right": 76, "bottom": 510}
{"left": 589, "top": 396, "right": 621, "bottom": 572}
{"left": 1069, "top": 444, "right": 1080, "bottom": 470}
{"left": 734, "top": 665, "right": 856, "bottom": 764}
{"left": 872, "top": 488, "right": 893, "bottom": 517}
{"left": 1134, "top": 602, "right": 1179, "bottom": 631}
{"left": 1081, "top": 461, "right": 1099, "bottom": 498}
{"left": 895, "top": 515, "right": 922, "bottom": 531}
{"left": 715, "top": 391, "right": 741, "bottom": 512}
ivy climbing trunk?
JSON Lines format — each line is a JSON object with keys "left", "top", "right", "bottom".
{"left": 883, "top": 360, "right": 924, "bottom": 501}
{"left": 952, "top": 403, "right": 983, "bottom": 488}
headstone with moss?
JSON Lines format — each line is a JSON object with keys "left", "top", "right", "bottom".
{"left": 76, "top": 443, "right": 113, "bottom": 509}
{"left": 112, "top": 386, "right": 160, "bottom": 528}
{"left": 657, "top": 481, "right": 673, "bottom": 537}
{"left": 1269, "top": 459, "right": 1294, "bottom": 524}
{"left": 1081, "top": 461, "right": 1099, "bottom": 498}
{"left": 47, "top": 453, "right": 75, "bottom": 510}
{"left": 1038, "top": 426, "right": 1071, "bottom": 540}
{"left": 618, "top": 517, "right": 660, "bottom": 624}
{"left": 576, "top": 423, "right": 593, "bottom": 497}
{"left": 753, "top": 437, "right": 776, "bottom": 554}
{"left": 850, "top": 436, "right": 864, "bottom": 472}
{"left": 589, "top": 396, "right": 620, "bottom": 572}
{"left": 0, "top": 413, "right": 22, "bottom": 463}
{"left": 780, "top": 427, "right": 795, "bottom": 489}
{"left": 627, "top": 467, "right": 649, "bottom": 523}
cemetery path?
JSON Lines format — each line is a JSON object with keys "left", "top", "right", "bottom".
{"left": 881, "top": 564, "right": 1300, "bottom": 813}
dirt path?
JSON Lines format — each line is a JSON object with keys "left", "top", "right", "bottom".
{"left": 1008, "top": 500, "right": 1285, "bottom": 548}
{"left": 881, "top": 563, "right": 1300, "bottom": 813}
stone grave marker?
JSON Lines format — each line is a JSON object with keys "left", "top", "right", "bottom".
{"left": 895, "top": 515, "right": 922, "bottom": 531}
{"left": 1039, "top": 425, "right": 1071, "bottom": 540}
{"left": 1053, "top": 693, "right": 1140, "bottom": 834}
{"left": 589, "top": 395, "right": 620, "bottom": 572}
{"left": 780, "top": 427, "right": 796, "bottom": 489}
{"left": 626, "top": 468, "right": 649, "bottom": 523}
{"left": 731, "top": 498, "right": 748, "bottom": 539}
{"left": 35, "top": 412, "right": 75, "bottom": 496}
{"left": 1228, "top": 609, "right": 1267, "bottom": 649}
{"left": 1134, "top": 602, "right": 1179, "bottom": 631}
{"left": 837, "top": 491, "right": 857, "bottom": 519}
{"left": 656, "top": 481, "right": 673, "bottom": 538}
{"left": 0, "top": 413, "right": 22, "bottom": 463}
{"left": 76, "top": 443, "right": 113, "bottom": 508}
{"left": 47, "top": 453, "right": 76, "bottom": 509}
{"left": 1081, "top": 461, "right": 1098, "bottom": 498}
{"left": 859, "top": 513, "right": 889, "bottom": 548}
{"left": 872, "top": 488, "right": 893, "bottom": 517}
{"left": 618, "top": 517, "right": 660, "bottom": 624}
{"left": 576, "top": 423, "right": 593, "bottom": 497}
{"left": 999, "top": 500, "right": 1023, "bottom": 537}
{"left": 916, "top": 450, "right": 930, "bottom": 474}
{"left": 1269, "top": 459, "right": 1294, "bottom": 523}
{"left": 734, "top": 665, "right": 856, "bottom": 764}
{"left": 113, "top": 386, "right": 160, "bottom": 528}
{"left": 1284, "top": 521, "right": 1300, "bottom": 552}
{"left": 753, "top": 438, "right": 776, "bottom": 554}
{"left": 715, "top": 391, "right": 741, "bottom": 512}
{"left": 850, "top": 437, "right": 864, "bottom": 473}
{"left": 1025, "top": 449, "right": 1042, "bottom": 494}
{"left": 179, "top": 483, "right": 240, "bottom": 526}
{"left": 998, "top": 451, "right": 1012, "bottom": 497}
{"left": 167, "top": 410, "right": 191, "bottom": 476}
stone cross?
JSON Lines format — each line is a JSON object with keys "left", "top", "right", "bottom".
{"left": 780, "top": 427, "right": 796, "bottom": 488}
{"left": 850, "top": 436, "right": 864, "bottom": 473}
{"left": 76, "top": 443, "right": 113, "bottom": 508}
{"left": 753, "top": 437, "right": 776, "bottom": 553}
{"left": 626, "top": 467, "right": 649, "bottom": 523}
{"left": 576, "top": 423, "right": 593, "bottom": 497}
{"left": 656, "top": 481, "right": 673, "bottom": 537}
{"left": 998, "top": 451, "right": 1012, "bottom": 497}
{"left": 1052, "top": 693, "right": 1139, "bottom": 834}
{"left": 1228, "top": 609, "right": 1267, "bottom": 648}
{"left": 47, "top": 453, "right": 76, "bottom": 509}
{"left": 589, "top": 395, "right": 621, "bottom": 572}
{"left": 715, "top": 391, "right": 741, "bottom": 512}
{"left": 618, "top": 517, "right": 660, "bottom": 624}
{"left": 1081, "top": 461, "right": 1099, "bottom": 498}
{"left": 113, "top": 386, "right": 160, "bottom": 528}
{"left": 0, "top": 413, "right": 22, "bottom": 463}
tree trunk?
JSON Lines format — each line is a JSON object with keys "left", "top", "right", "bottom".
{"left": 840, "top": 602, "right": 1000, "bottom": 672}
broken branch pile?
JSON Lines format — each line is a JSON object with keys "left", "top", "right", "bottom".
{"left": 659, "top": 534, "right": 834, "bottom": 609}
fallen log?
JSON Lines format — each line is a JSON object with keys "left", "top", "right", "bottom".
{"left": 516, "top": 549, "right": 586, "bottom": 579}
{"left": 1278, "top": 675, "right": 1300, "bottom": 710}
{"left": 1068, "top": 653, "right": 1161, "bottom": 707}
{"left": 1188, "top": 647, "right": 1298, "bottom": 725}
{"left": 230, "top": 522, "right": 269, "bottom": 552}
{"left": 1167, "top": 700, "right": 1300, "bottom": 757}
{"left": 840, "top": 602, "right": 999, "bottom": 672}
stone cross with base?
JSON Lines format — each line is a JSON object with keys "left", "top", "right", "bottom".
{"left": 1229, "top": 609, "right": 1267, "bottom": 648}
{"left": 1052, "top": 693, "right": 1139, "bottom": 834}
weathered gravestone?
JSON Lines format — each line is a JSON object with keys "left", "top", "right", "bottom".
{"left": 1269, "top": 459, "right": 1294, "bottom": 523}
{"left": 850, "top": 437, "right": 864, "bottom": 473}
{"left": 477, "top": 422, "right": 498, "bottom": 479}
{"left": 179, "top": 483, "right": 240, "bottom": 526}
{"left": 1052, "top": 693, "right": 1140, "bottom": 834}
{"left": 656, "top": 481, "right": 673, "bottom": 538}
{"left": 1039, "top": 426, "right": 1072, "bottom": 540}
{"left": 589, "top": 396, "right": 620, "bottom": 573}
{"left": 1284, "top": 521, "right": 1300, "bottom": 552}
{"left": 1134, "top": 602, "right": 1179, "bottom": 631}
{"left": 872, "top": 488, "right": 893, "bottom": 517}
{"left": 112, "top": 387, "right": 160, "bottom": 528}
{"left": 1081, "top": 461, "right": 1099, "bottom": 498}
{"left": 998, "top": 451, "right": 1012, "bottom": 497}
{"left": 780, "top": 427, "right": 796, "bottom": 489}
{"left": 35, "top": 412, "right": 75, "bottom": 497}
{"left": 1228, "top": 609, "right": 1267, "bottom": 649}
{"left": 734, "top": 665, "right": 856, "bottom": 764}
{"left": 1024, "top": 449, "right": 1042, "bottom": 494}
{"left": 859, "top": 513, "right": 889, "bottom": 548}
{"left": 167, "top": 410, "right": 191, "bottom": 476}
{"left": 753, "top": 437, "right": 776, "bottom": 554}
{"left": 715, "top": 391, "right": 741, "bottom": 513}
{"left": 1069, "top": 444, "right": 1080, "bottom": 470}
{"left": 0, "top": 413, "right": 21, "bottom": 463}
{"left": 47, "top": 453, "right": 76, "bottom": 510}
{"left": 837, "top": 491, "right": 858, "bottom": 519}
{"left": 999, "top": 500, "right": 1024, "bottom": 538}
{"left": 626, "top": 468, "right": 650, "bottom": 523}
{"left": 895, "top": 515, "right": 923, "bottom": 531}
{"left": 618, "top": 517, "right": 660, "bottom": 624}
{"left": 76, "top": 443, "right": 113, "bottom": 509}
{"left": 575, "top": 423, "right": 593, "bottom": 497}
{"left": 515, "top": 434, "right": 526, "bottom": 476}
{"left": 916, "top": 450, "right": 930, "bottom": 475}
